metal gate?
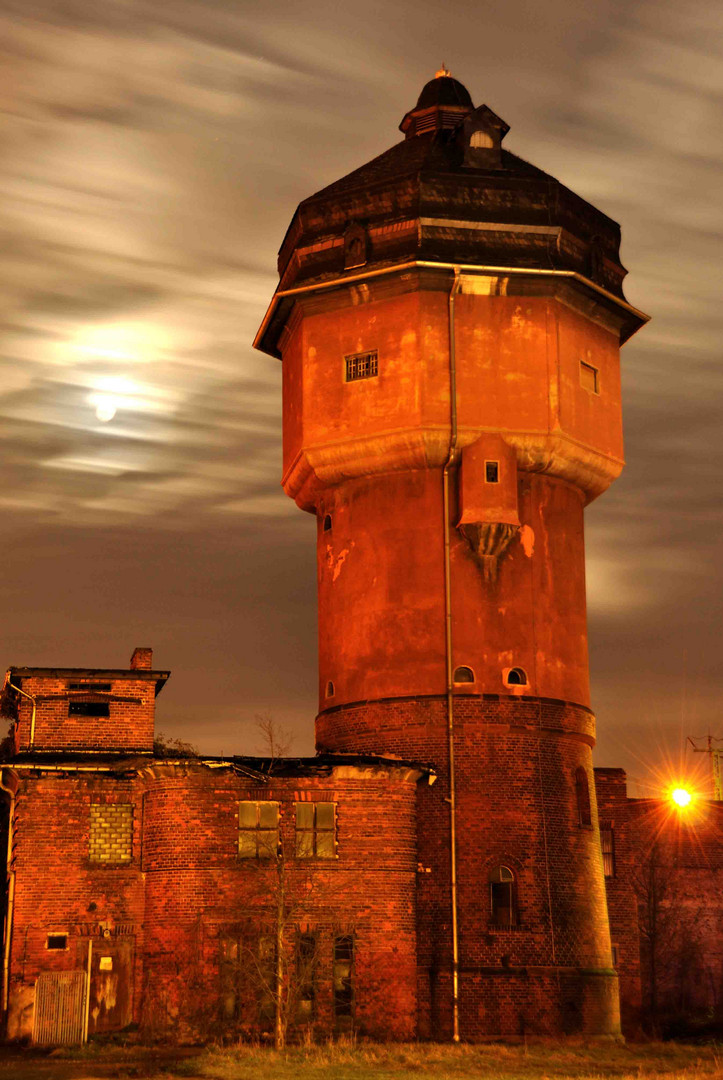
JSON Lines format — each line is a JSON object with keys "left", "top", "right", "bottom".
{"left": 33, "top": 971, "right": 86, "bottom": 1046}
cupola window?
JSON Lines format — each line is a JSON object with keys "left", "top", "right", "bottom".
{"left": 470, "top": 130, "right": 494, "bottom": 149}
{"left": 485, "top": 461, "right": 500, "bottom": 483}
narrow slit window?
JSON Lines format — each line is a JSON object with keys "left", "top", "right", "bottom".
{"left": 453, "top": 666, "right": 475, "bottom": 684}
{"left": 296, "top": 933, "right": 318, "bottom": 1021}
{"left": 344, "top": 350, "right": 378, "bottom": 382}
{"left": 323, "top": 514, "right": 332, "bottom": 532}
{"left": 46, "top": 934, "right": 68, "bottom": 950}
{"left": 601, "top": 826, "right": 615, "bottom": 877}
{"left": 485, "top": 461, "right": 500, "bottom": 483}
{"left": 333, "top": 935, "right": 354, "bottom": 1023}
{"left": 576, "top": 767, "right": 592, "bottom": 827}
{"left": 296, "top": 802, "right": 336, "bottom": 859}
{"left": 325, "top": 681, "right": 335, "bottom": 699}
{"left": 238, "top": 801, "right": 279, "bottom": 859}
{"left": 580, "top": 361, "right": 599, "bottom": 394}
{"left": 490, "top": 866, "right": 517, "bottom": 926}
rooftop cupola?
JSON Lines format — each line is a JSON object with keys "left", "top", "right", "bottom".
{"left": 399, "top": 66, "right": 474, "bottom": 137}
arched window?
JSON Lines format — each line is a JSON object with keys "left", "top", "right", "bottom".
{"left": 506, "top": 667, "right": 527, "bottom": 686}
{"left": 576, "top": 767, "right": 592, "bottom": 827}
{"left": 453, "top": 665, "right": 475, "bottom": 684}
{"left": 325, "top": 681, "right": 335, "bottom": 699}
{"left": 470, "top": 130, "right": 494, "bottom": 149}
{"left": 489, "top": 866, "right": 517, "bottom": 926}
{"left": 322, "top": 514, "right": 332, "bottom": 532}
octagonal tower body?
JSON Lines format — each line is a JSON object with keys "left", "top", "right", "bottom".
{"left": 255, "top": 73, "right": 647, "bottom": 1039}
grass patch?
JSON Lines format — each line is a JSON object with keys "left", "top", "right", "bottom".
{"left": 1, "top": 1040, "right": 722, "bottom": 1080}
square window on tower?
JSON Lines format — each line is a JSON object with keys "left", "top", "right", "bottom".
{"left": 344, "top": 351, "right": 378, "bottom": 382}
{"left": 580, "top": 361, "right": 599, "bottom": 394}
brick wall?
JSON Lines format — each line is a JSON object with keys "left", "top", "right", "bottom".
{"left": 318, "top": 695, "right": 617, "bottom": 1038}
{"left": 595, "top": 768, "right": 723, "bottom": 1035}
{"left": 13, "top": 675, "right": 157, "bottom": 753}
{"left": 4, "top": 760, "right": 420, "bottom": 1042}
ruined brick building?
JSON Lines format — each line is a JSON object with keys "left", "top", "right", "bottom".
{"left": 2, "top": 71, "right": 722, "bottom": 1045}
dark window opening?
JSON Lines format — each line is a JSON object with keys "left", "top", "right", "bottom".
{"left": 296, "top": 802, "right": 336, "bottom": 859}
{"left": 46, "top": 934, "right": 68, "bottom": 950}
{"left": 344, "top": 350, "right": 378, "bottom": 382}
{"left": 576, "top": 767, "right": 592, "bottom": 827}
{"left": 490, "top": 865, "right": 517, "bottom": 926}
{"left": 485, "top": 460, "right": 500, "bottom": 484}
{"left": 323, "top": 514, "right": 332, "bottom": 532}
{"left": 333, "top": 934, "right": 354, "bottom": 1022}
{"left": 506, "top": 668, "right": 527, "bottom": 686}
{"left": 325, "top": 681, "right": 335, "bottom": 699}
{"left": 219, "top": 933, "right": 275, "bottom": 1026}
{"left": 453, "top": 666, "right": 475, "bottom": 684}
{"left": 238, "top": 801, "right": 279, "bottom": 859}
{"left": 601, "top": 826, "right": 615, "bottom": 877}
{"left": 67, "top": 681, "right": 111, "bottom": 692}
{"left": 296, "top": 933, "right": 318, "bottom": 1021}
{"left": 611, "top": 943, "right": 620, "bottom": 966}
{"left": 69, "top": 701, "right": 110, "bottom": 717}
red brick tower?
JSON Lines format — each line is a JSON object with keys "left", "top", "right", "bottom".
{"left": 255, "top": 71, "right": 647, "bottom": 1038}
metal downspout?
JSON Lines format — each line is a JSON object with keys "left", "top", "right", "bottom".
{"left": 0, "top": 770, "right": 15, "bottom": 1017}
{"left": 443, "top": 266, "right": 462, "bottom": 1042}
{"left": 8, "top": 683, "right": 36, "bottom": 749}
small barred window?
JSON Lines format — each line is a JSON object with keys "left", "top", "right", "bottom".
{"left": 89, "top": 804, "right": 133, "bottom": 863}
{"left": 344, "top": 351, "right": 378, "bottom": 382}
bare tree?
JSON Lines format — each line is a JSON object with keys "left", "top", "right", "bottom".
{"left": 255, "top": 713, "right": 294, "bottom": 765}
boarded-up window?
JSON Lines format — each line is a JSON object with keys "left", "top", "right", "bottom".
{"left": 333, "top": 935, "right": 354, "bottom": 1022}
{"left": 295, "top": 802, "right": 336, "bottom": 858}
{"left": 238, "top": 801, "right": 279, "bottom": 859}
{"left": 580, "top": 361, "right": 599, "bottom": 393}
{"left": 601, "top": 826, "right": 615, "bottom": 877}
{"left": 89, "top": 804, "right": 133, "bottom": 863}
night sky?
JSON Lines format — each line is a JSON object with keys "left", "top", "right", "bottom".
{"left": 1, "top": 1, "right": 721, "bottom": 795}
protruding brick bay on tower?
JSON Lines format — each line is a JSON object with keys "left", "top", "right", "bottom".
{"left": 255, "top": 70, "right": 648, "bottom": 1038}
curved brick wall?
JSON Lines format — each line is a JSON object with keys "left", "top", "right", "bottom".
{"left": 317, "top": 696, "right": 617, "bottom": 1037}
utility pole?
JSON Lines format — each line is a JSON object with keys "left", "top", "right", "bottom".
{"left": 687, "top": 735, "right": 723, "bottom": 800}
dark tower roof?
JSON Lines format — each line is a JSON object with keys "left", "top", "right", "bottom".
{"left": 255, "top": 71, "right": 648, "bottom": 355}
{"left": 400, "top": 66, "right": 475, "bottom": 138}
{"left": 415, "top": 72, "right": 473, "bottom": 109}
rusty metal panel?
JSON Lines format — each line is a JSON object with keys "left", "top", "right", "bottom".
{"left": 33, "top": 971, "right": 86, "bottom": 1046}
{"left": 88, "top": 940, "right": 134, "bottom": 1034}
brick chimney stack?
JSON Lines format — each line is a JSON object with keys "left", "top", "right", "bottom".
{"left": 130, "top": 647, "right": 153, "bottom": 670}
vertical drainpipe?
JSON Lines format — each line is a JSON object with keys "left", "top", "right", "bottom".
{"left": 8, "top": 683, "right": 36, "bottom": 749}
{"left": 443, "top": 266, "right": 462, "bottom": 1042}
{"left": 0, "top": 770, "right": 15, "bottom": 1018}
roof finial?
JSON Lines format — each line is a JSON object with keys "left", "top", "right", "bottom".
{"left": 435, "top": 63, "right": 451, "bottom": 79}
